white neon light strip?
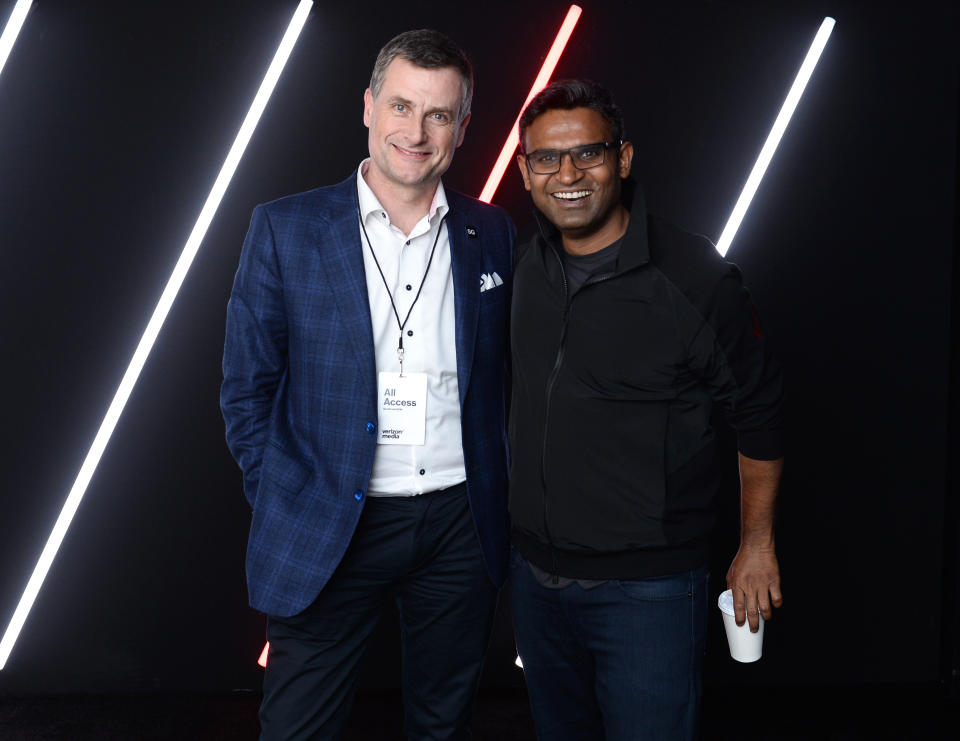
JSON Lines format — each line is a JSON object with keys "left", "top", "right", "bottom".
{"left": 0, "top": 0, "right": 32, "bottom": 77}
{"left": 715, "top": 17, "right": 835, "bottom": 256}
{"left": 0, "top": 0, "right": 313, "bottom": 671}
{"left": 478, "top": 4, "right": 582, "bottom": 204}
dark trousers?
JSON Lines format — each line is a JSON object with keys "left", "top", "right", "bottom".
{"left": 260, "top": 484, "right": 498, "bottom": 741}
{"left": 510, "top": 548, "right": 708, "bottom": 741}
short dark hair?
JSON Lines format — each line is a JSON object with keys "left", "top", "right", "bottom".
{"left": 369, "top": 29, "right": 474, "bottom": 123}
{"left": 518, "top": 79, "right": 624, "bottom": 152}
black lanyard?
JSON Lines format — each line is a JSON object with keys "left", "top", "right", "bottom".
{"left": 356, "top": 185, "right": 446, "bottom": 376}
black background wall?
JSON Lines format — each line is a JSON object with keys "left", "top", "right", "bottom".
{"left": 0, "top": 0, "right": 956, "bottom": 694}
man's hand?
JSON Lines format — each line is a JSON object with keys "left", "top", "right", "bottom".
{"left": 726, "top": 542, "right": 782, "bottom": 632}
{"left": 727, "top": 453, "right": 784, "bottom": 632}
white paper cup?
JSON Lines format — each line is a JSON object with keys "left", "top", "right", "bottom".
{"left": 718, "top": 589, "right": 764, "bottom": 662}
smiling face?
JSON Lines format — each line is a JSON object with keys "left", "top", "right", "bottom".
{"left": 363, "top": 57, "right": 470, "bottom": 201}
{"left": 517, "top": 107, "right": 633, "bottom": 254}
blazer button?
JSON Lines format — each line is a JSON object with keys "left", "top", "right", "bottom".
{"left": 354, "top": 490, "right": 364, "bottom": 501}
{"left": 366, "top": 422, "right": 375, "bottom": 434}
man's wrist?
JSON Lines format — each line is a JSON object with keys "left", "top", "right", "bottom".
{"left": 738, "top": 534, "right": 776, "bottom": 550}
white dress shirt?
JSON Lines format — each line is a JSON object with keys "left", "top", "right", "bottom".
{"left": 356, "top": 161, "right": 466, "bottom": 497}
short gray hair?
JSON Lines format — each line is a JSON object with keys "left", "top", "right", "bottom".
{"left": 368, "top": 29, "right": 473, "bottom": 123}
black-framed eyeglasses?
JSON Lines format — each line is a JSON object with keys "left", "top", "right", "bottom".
{"left": 523, "top": 141, "right": 621, "bottom": 174}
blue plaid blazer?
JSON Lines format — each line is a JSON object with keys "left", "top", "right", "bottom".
{"left": 221, "top": 174, "right": 515, "bottom": 617}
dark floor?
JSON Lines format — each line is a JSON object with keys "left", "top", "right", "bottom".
{"left": 1, "top": 684, "right": 957, "bottom": 740}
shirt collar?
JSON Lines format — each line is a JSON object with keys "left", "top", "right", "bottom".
{"left": 356, "top": 159, "right": 449, "bottom": 229}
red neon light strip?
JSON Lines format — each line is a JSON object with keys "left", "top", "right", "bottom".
{"left": 257, "top": 4, "right": 582, "bottom": 669}
{"left": 478, "top": 4, "right": 582, "bottom": 204}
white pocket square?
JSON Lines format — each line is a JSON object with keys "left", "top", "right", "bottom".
{"left": 480, "top": 272, "right": 504, "bottom": 293}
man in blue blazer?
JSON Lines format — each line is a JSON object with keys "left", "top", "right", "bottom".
{"left": 220, "top": 30, "right": 514, "bottom": 740}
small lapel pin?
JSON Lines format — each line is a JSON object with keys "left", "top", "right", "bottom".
{"left": 465, "top": 225, "right": 478, "bottom": 238}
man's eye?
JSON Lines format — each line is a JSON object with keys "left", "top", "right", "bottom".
{"left": 578, "top": 147, "right": 602, "bottom": 160}
{"left": 394, "top": 104, "right": 407, "bottom": 113}
{"left": 431, "top": 112, "right": 449, "bottom": 123}
{"left": 534, "top": 152, "right": 559, "bottom": 164}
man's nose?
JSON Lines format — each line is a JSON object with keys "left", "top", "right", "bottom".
{"left": 555, "top": 152, "right": 582, "bottom": 182}
{"left": 402, "top": 116, "right": 427, "bottom": 143}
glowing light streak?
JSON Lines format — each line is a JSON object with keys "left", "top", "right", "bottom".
{"left": 0, "top": 0, "right": 32, "bottom": 77}
{"left": 478, "top": 4, "right": 582, "bottom": 204}
{"left": 715, "top": 17, "right": 835, "bottom": 256}
{"left": 480, "top": 2, "right": 583, "bottom": 673}
{"left": 258, "top": 641, "right": 270, "bottom": 667}
{"left": 0, "top": 0, "right": 314, "bottom": 671}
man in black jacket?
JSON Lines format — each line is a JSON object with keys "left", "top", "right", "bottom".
{"left": 508, "top": 79, "right": 785, "bottom": 740}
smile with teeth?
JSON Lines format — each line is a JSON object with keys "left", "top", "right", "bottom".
{"left": 552, "top": 190, "right": 591, "bottom": 200}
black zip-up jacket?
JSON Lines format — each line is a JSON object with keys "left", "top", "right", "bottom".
{"left": 509, "top": 184, "right": 784, "bottom": 579}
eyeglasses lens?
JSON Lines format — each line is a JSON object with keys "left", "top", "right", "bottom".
{"left": 527, "top": 143, "right": 609, "bottom": 174}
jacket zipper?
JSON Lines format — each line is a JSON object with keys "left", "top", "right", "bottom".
{"left": 538, "top": 239, "right": 616, "bottom": 583}
{"left": 539, "top": 246, "right": 567, "bottom": 583}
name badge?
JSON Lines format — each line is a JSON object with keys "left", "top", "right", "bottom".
{"left": 377, "top": 372, "right": 427, "bottom": 445}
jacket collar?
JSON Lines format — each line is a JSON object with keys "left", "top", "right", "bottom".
{"left": 533, "top": 177, "right": 650, "bottom": 272}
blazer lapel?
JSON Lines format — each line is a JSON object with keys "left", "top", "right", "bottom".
{"left": 446, "top": 206, "right": 481, "bottom": 406}
{"left": 314, "top": 184, "right": 377, "bottom": 402}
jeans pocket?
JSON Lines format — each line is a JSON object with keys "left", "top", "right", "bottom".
{"left": 615, "top": 570, "right": 695, "bottom": 602}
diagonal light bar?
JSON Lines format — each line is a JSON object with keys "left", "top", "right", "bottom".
{"left": 0, "top": 0, "right": 33, "bottom": 77}
{"left": 715, "top": 17, "right": 835, "bottom": 256}
{"left": 0, "top": 0, "right": 314, "bottom": 671}
{"left": 478, "top": 4, "right": 582, "bottom": 204}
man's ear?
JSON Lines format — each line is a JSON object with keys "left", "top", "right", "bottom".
{"left": 363, "top": 88, "right": 373, "bottom": 128}
{"left": 455, "top": 112, "right": 471, "bottom": 148}
{"left": 516, "top": 154, "right": 532, "bottom": 192}
{"left": 618, "top": 141, "right": 634, "bottom": 179}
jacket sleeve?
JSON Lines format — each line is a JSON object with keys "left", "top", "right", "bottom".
{"left": 686, "top": 262, "right": 785, "bottom": 461}
{"left": 220, "top": 205, "right": 289, "bottom": 506}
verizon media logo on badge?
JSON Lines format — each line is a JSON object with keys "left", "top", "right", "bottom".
{"left": 480, "top": 272, "right": 503, "bottom": 293}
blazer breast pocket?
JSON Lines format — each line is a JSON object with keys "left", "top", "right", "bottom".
{"left": 479, "top": 279, "right": 508, "bottom": 312}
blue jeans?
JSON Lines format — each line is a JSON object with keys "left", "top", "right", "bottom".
{"left": 510, "top": 547, "right": 708, "bottom": 741}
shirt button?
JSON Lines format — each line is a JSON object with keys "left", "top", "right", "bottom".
{"left": 419, "top": 469, "right": 425, "bottom": 475}
{"left": 365, "top": 422, "right": 375, "bottom": 434}
{"left": 407, "top": 330, "right": 413, "bottom": 337}
{"left": 405, "top": 284, "right": 412, "bottom": 291}
{"left": 354, "top": 490, "right": 364, "bottom": 501}
{"left": 405, "top": 240, "right": 411, "bottom": 246}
